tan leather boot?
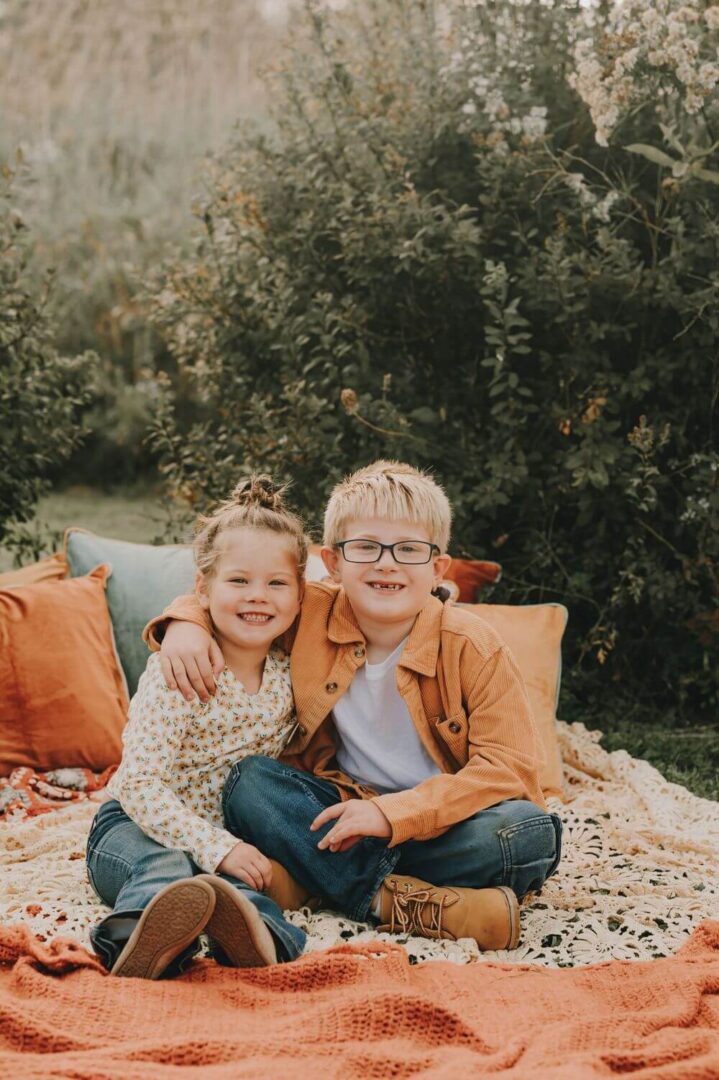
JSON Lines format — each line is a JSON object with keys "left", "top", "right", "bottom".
{"left": 376, "top": 874, "right": 520, "bottom": 951}
{"left": 265, "top": 860, "right": 321, "bottom": 912}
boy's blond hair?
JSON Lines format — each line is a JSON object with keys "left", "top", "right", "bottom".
{"left": 323, "top": 460, "right": 452, "bottom": 552}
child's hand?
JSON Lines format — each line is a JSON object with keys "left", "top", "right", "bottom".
{"left": 160, "top": 622, "right": 225, "bottom": 703}
{"left": 217, "top": 841, "right": 273, "bottom": 891}
{"left": 311, "top": 799, "right": 392, "bottom": 853}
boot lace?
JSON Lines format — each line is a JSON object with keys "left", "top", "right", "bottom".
{"left": 386, "top": 882, "right": 455, "bottom": 941}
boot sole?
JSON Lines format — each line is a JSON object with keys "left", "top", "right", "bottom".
{"left": 497, "top": 886, "right": 521, "bottom": 950}
{"left": 196, "top": 875, "right": 277, "bottom": 967}
{"left": 111, "top": 878, "right": 216, "bottom": 979}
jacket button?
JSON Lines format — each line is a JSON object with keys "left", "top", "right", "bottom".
{"left": 354, "top": 647, "right": 365, "bottom": 658}
{"left": 297, "top": 724, "right": 307, "bottom": 737}
{"left": 326, "top": 682, "right": 338, "bottom": 693}
{"left": 448, "top": 721, "right": 462, "bottom": 734}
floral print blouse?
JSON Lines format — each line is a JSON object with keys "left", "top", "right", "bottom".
{"left": 107, "top": 648, "right": 295, "bottom": 873}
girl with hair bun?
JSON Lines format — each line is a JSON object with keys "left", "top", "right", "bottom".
{"left": 86, "top": 475, "right": 310, "bottom": 979}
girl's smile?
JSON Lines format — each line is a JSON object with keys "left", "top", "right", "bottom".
{"left": 197, "top": 527, "right": 302, "bottom": 657}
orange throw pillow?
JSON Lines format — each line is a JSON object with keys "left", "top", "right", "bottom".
{"left": 443, "top": 559, "right": 502, "bottom": 602}
{"left": 0, "top": 564, "right": 128, "bottom": 777}
{"left": 0, "top": 552, "right": 68, "bottom": 589}
{"left": 465, "top": 603, "right": 567, "bottom": 799}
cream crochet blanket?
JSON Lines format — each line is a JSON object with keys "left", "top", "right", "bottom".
{"left": 2, "top": 722, "right": 717, "bottom": 967}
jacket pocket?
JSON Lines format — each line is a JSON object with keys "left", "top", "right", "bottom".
{"left": 433, "top": 711, "right": 468, "bottom": 765}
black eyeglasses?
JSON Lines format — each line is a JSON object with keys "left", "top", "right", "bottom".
{"left": 335, "top": 539, "right": 440, "bottom": 565}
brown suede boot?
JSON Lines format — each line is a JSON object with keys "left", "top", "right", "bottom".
{"left": 265, "top": 860, "right": 321, "bottom": 913}
{"left": 376, "top": 874, "right": 520, "bottom": 951}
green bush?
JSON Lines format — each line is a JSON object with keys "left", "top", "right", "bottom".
{"left": 148, "top": 0, "right": 719, "bottom": 723}
{"left": 0, "top": 170, "right": 96, "bottom": 555}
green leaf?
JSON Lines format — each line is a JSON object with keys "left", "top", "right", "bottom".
{"left": 624, "top": 144, "right": 677, "bottom": 169}
{"left": 694, "top": 166, "right": 719, "bottom": 186}
{"left": 409, "top": 406, "right": 438, "bottom": 425}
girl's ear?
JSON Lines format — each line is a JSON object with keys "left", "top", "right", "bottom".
{"left": 195, "top": 570, "right": 211, "bottom": 609}
{"left": 320, "top": 544, "right": 342, "bottom": 582}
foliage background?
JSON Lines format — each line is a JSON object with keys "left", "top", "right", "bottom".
{"left": 1, "top": 0, "right": 717, "bottom": 736}
{"left": 0, "top": 0, "right": 282, "bottom": 484}
{"left": 0, "top": 174, "right": 96, "bottom": 550}
{"left": 147, "top": 0, "right": 719, "bottom": 726}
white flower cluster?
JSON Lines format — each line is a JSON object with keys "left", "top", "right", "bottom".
{"left": 444, "top": 15, "right": 549, "bottom": 155}
{"left": 571, "top": 0, "right": 719, "bottom": 145}
{"left": 681, "top": 495, "right": 711, "bottom": 522}
{"left": 560, "top": 174, "right": 624, "bottom": 222}
{"left": 593, "top": 189, "right": 622, "bottom": 223}
{"left": 563, "top": 171, "right": 597, "bottom": 207}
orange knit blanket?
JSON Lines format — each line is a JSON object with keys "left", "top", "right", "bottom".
{"left": 1, "top": 921, "right": 718, "bottom": 1079}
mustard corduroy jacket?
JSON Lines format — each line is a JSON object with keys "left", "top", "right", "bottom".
{"left": 144, "top": 581, "right": 547, "bottom": 846}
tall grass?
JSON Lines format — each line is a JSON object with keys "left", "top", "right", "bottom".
{"left": 1, "top": 1, "right": 278, "bottom": 223}
{"left": 0, "top": 0, "right": 298, "bottom": 482}
{"left": 0, "top": 0, "right": 292, "bottom": 371}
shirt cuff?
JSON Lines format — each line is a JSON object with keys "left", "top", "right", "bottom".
{"left": 196, "top": 831, "right": 240, "bottom": 875}
{"left": 371, "top": 792, "right": 437, "bottom": 847}
{"left": 142, "top": 597, "right": 213, "bottom": 651}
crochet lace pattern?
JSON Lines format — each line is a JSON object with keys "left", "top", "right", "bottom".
{"left": 1, "top": 721, "right": 717, "bottom": 968}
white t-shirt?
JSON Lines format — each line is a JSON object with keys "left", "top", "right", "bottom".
{"left": 333, "top": 637, "right": 442, "bottom": 794}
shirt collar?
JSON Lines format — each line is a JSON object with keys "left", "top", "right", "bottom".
{"left": 327, "top": 587, "right": 443, "bottom": 676}
{"left": 399, "top": 595, "right": 443, "bottom": 676}
{"left": 327, "top": 587, "right": 366, "bottom": 644}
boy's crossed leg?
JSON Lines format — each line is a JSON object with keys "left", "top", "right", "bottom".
{"left": 223, "top": 755, "right": 562, "bottom": 948}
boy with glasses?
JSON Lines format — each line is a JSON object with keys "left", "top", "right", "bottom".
{"left": 146, "top": 460, "right": 562, "bottom": 953}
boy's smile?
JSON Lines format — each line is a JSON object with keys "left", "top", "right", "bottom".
{"left": 321, "top": 517, "right": 451, "bottom": 654}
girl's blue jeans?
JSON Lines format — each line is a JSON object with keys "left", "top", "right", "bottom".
{"left": 87, "top": 756, "right": 562, "bottom": 970}
{"left": 86, "top": 798, "right": 306, "bottom": 972}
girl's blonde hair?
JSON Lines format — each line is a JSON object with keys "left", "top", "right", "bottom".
{"left": 323, "top": 460, "right": 452, "bottom": 552}
{"left": 194, "top": 475, "right": 309, "bottom": 579}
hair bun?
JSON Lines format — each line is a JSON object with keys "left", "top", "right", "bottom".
{"left": 230, "top": 474, "right": 286, "bottom": 511}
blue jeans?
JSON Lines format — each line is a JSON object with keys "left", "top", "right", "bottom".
{"left": 223, "top": 756, "right": 563, "bottom": 923}
{"left": 85, "top": 799, "right": 306, "bottom": 971}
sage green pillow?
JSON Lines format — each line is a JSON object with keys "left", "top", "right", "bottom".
{"left": 64, "top": 529, "right": 196, "bottom": 697}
